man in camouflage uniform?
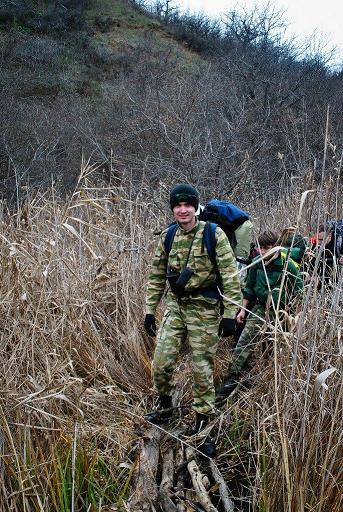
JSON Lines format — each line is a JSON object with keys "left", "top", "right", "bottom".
{"left": 144, "top": 184, "right": 242, "bottom": 449}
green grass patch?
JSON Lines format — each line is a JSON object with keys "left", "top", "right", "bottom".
{"left": 257, "top": 427, "right": 273, "bottom": 511}
{"left": 222, "top": 410, "right": 251, "bottom": 455}
{"left": 2, "top": 429, "right": 133, "bottom": 511}
{"left": 13, "top": 19, "right": 33, "bottom": 34}
{"left": 53, "top": 441, "right": 130, "bottom": 511}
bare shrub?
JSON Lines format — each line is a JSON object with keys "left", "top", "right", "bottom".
{"left": 1, "top": 0, "right": 343, "bottom": 208}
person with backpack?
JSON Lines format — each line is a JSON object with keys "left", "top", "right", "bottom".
{"left": 310, "top": 221, "right": 343, "bottom": 286}
{"left": 278, "top": 226, "right": 308, "bottom": 267}
{"left": 143, "top": 183, "right": 242, "bottom": 457}
{"left": 216, "top": 230, "right": 304, "bottom": 403}
{"left": 198, "top": 200, "right": 253, "bottom": 286}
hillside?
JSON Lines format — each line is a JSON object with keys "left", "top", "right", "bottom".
{"left": 1, "top": 0, "right": 343, "bottom": 204}
{"left": 0, "top": 0, "right": 203, "bottom": 197}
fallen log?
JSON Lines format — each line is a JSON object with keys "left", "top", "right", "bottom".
{"left": 159, "top": 493, "right": 178, "bottom": 512}
{"left": 176, "top": 502, "right": 187, "bottom": 512}
{"left": 159, "top": 446, "right": 178, "bottom": 512}
{"left": 175, "top": 444, "right": 187, "bottom": 512}
{"left": 209, "top": 460, "right": 235, "bottom": 512}
{"left": 129, "top": 427, "right": 162, "bottom": 511}
{"left": 160, "top": 446, "right": 175, "bottom": 491}
{"left": 185, "top": 447, "right": 218, "bottom": 512}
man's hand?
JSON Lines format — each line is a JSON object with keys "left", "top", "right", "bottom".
{"left": 218, "top": 318, "right": 236, "bottom": 337}
{"left": 144, "top": 314, "right": 157, "bottom": 337}
{"left": 236, "top": 309, "right": 247, "bottom": 324}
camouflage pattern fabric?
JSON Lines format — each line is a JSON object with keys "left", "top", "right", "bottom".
{"left": 146, "top": 220, "right": 242, "bottom": 319}
{"left": 153, "top": 299, "right": 220, "bottom": 415}
{"left": 146, "top": 219, "right": 242, "bottom": 414}
{"left": 230, "top": 304, "right": 269, "bottom": 372}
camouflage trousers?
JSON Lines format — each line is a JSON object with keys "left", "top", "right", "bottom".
{"left": 153, "top": 299, "right": 220, "bottom": 415}
{"left": 230, "top": 304, "right": 271, "bottom": 373}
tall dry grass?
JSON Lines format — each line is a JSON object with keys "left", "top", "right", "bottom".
{"left": 0, "top": 162, "right": 342, "bottom": 511}
{"left": 215, "top": 178, "right": 343, "bottom": 512}
{"left": 0, "top": 164, "right": 164, "bottom": 510}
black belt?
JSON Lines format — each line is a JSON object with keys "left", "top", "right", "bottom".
{"left": 182, "top": 284, "right": 221, "bottom": 300}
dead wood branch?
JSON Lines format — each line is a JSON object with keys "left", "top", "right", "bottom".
{"left": 130, "top": 427, "right": 162, "bottom": 511}
{"left": 161, "top": 446, "right": 175, "bottom": 491}
{"left": 209, "top": 460, "right": 235, "bottom": 512}
{"left": 159, "top": 446, "right": 178, "bottom": 512}
{"left": 185, "top": 447, "right": 218, "bottom": 512}
{"left": 175, "top": 445, "right": 187, "bottom": 512}
{"left": 159, "top": 494, "right": 178, "bottom": 512}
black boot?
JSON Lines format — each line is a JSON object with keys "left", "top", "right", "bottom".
{"left": 188, "top": 413, "right": 209, "bottom": 436}
{"left": 188, "top": 414, "right": 216, "bottom": 458}
{"left": 199, "top": 437, "right": 216, "bottom": 458}
{"left": 215, "top": 374, "right": 240, "bottom": 404}
{"left": 144, "top": 395, "right": 173, "bottom": 425}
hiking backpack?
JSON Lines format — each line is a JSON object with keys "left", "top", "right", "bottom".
{"left": 282, "top": 233, "right": 308, "bottom": 265}
{"left": 277, "top": 227, "right": 308, "bottom": 267}
{"left": 199, "top": 199, "right": 250, "bottom": 252}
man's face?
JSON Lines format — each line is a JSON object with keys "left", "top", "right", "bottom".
{"left": 318, "top": 231, "right": 332, "bottom": 245}
{"left": 173, "top": 202, "right": 196, "bottom": 227}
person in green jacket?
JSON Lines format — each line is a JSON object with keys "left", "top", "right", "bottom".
{"left": 144, "top": 184, "right": 242, "bottom": 455}
{"left": 216, "top": 230, "right": 303, "bottom": 402}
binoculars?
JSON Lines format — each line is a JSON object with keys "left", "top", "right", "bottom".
{"left": 167, "top": 266, "right": 194, "bottom": 297}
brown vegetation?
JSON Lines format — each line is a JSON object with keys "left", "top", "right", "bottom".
{"left": 0, "top": 160, "right": 342, "bottom": 510}
{"left": 0, "top": 2, "right": 342, "bottom": 509}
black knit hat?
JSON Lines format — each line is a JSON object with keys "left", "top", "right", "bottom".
{"left": 170, "top": 183, "right": 199, "bottom": 210}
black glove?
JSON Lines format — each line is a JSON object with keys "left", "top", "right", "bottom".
{"left": 144, "top": 314, "right": 157, "bottom": 337}
{"left": 218, "top": 318, "right": 236, "bottom": 337}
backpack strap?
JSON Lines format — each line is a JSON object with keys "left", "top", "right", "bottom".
{"left": 164, "top": 222, "right": 178, "bottom": 255}
{"left": 327, "top": 220, "right": 343, "bottom": 258}
{"left": 165, "top": 220, "right": 219, "bottom": 271}
{"left": 337, "top": 234, "right": 343, "bottom": 258}
{"left": 165, "top": 221, "right": 217, "bottom": 258}
{"left": 280, "top": 249, "right": 300, "bottom": 269}
{"left": 202, "top": 221, "right": 217, "bottom": 265}
{"left": 203, "top": 221, "right": 223, "bottom": 292}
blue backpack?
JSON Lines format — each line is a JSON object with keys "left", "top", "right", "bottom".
{"left": 164, "top": 199, "right": 250, "bottom": 264}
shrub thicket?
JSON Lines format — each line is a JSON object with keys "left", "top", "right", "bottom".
{"left": 0, "top": 0, "right": 342, "bottom": 203}
{"left": 0, "top": 0, "right": 88, "bottom": 32}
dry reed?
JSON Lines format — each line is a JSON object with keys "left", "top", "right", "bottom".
{"left": 0, "top": 163, "right": 342, "bottom": 511}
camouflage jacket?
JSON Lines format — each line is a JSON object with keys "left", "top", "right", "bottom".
{"left": 145, "top": 220, "right": 242, "bottom": 319}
